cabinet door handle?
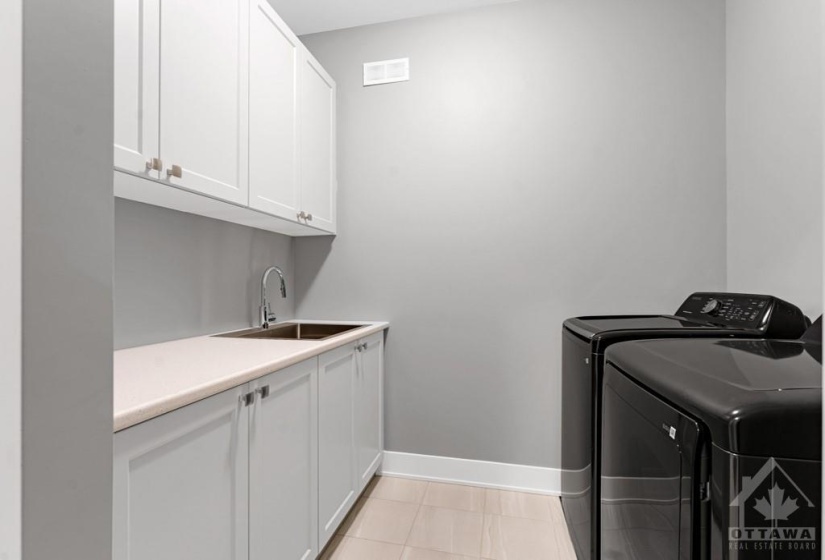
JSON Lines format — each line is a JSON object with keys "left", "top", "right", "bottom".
{"left": 297, "top": 211, "right": 306, "bottom": 220}
{"left": 362, "top": 342, "right": 368, "bottom": 350}
{"left": 241, "top": 392, "right": 255, "bottom": 407}
{"left": 145, "top": 158, "right": 163, "bottom": 171}
{"left": 305, "top": 213, "right": 313, "bottom": 221}
{"left": 257, "top": 385, "right": 271, "bottom": 400}
{"left": 166, "top": 164, "right": 183, "bottom": 179}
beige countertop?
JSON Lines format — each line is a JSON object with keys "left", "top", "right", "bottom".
{"left": 113, "top": 320, "right": 389, "bottom": 432}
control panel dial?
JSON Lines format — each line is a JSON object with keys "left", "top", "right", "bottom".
{"left": 701, "top": 299, "right": 722, "bottom": 316}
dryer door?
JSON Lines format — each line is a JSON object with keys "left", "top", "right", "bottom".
{"left": 601, "top": 363, "right": 708, "bottom": 560}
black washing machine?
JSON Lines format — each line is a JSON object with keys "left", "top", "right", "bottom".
{"left": 600, "top": 318, "right": 821, "bottom": 559}
{"left": 561, "top": 293, "right": 809, "bottom": 560}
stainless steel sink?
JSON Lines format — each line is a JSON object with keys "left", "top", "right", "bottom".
{"left": 216, "top": 322, "right": 364, "bottom": 341}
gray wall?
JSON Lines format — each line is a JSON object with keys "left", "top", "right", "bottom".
{"left": 296, "top": 0, "right": 727, "bottom": 468}
{"left": 22, "top": 0, "right": 114, "bottom": 557}
{"left": 115, "top": 199, "right": 295, "bottom": 349}
{"left": 726, "top": 0, "right": 824, "bottom": 319}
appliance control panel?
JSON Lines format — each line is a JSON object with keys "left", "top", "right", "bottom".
{"left": 674, "top": 292, "right": 807, "bottom": 335}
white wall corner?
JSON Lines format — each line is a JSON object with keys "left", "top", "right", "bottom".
{"left": 0, "top": 0, "right": 22, "bottom": 557}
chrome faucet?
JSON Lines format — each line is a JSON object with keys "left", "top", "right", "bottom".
{"left": 260, "top": 266, "right": 287, "bottom": 329}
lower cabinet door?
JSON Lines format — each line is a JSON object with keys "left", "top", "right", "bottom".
{"left": 318, "top": 343, "right": 358, "bottom": 548}
{"left": 250, "top": 360, "right": 318, "bottom": 560}
{"left": 355, "top": 333, "right": 384, "bottom": 492}
{"left": 113, "top": 386, "right": 249, "bottom": 560}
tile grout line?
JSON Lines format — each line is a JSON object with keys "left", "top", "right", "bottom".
{"left": 402, "top": 502, "right": 423, "bottom": 549}
{"left": 476, "top": 487, "right": 488, "bottom": 558}
{"left": 402, "top": 480, "right": 427, "bottom": 548}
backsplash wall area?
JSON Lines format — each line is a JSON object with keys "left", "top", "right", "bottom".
{"left": 114, "top": 199, "right": 295, "bottom": 349}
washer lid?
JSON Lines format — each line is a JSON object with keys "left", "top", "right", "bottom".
{"left": 564, "top": 315, "right": 717, "bottom": 341}
{"left": 605, "top": 336, "right": 822, "bottom": 460}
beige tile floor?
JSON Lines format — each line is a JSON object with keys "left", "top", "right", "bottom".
{"left": 321, "top": 476, "right": 577, "bottom": 560}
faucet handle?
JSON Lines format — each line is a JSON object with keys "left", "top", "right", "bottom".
{"left": 260, "top": 303, "right": 277, "bottom": 329}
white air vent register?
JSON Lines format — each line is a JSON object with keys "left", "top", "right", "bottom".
{"left": 363, "top": 58, "right": 410, "bottom": 86}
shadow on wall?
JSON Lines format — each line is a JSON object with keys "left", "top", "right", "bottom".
{"left": 295, "top": 236, "right": 334, "bottom": 312}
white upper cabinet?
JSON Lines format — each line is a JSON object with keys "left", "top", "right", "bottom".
{"left": 113, "top": 0, "right": 159, "bottom": 177}
{"left": 113, "top": 0, "right": 336, "bottom": 236}
{"left": 248, "top": 0, "right": 301, "bottom": 221}
{"left": 159, "top": 0, "right": 249, "bottom": 204}
{"left": 300, "top": 52, "right": 337, "bottom": 233}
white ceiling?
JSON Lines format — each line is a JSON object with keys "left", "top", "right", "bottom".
{"left": 267, "top": 0, "right": 521, "bottom": 36}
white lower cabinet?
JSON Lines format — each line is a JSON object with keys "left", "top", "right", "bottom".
{"left": 113, "top": 385, "right": 249, "bottom": 560}
{"left": 355, "top": 333, "right": 384, "bottom": 492}
{"left": 317, "top": 334, "right": 385, "bottom": 549}
{"left": 318, "top": 344, "right": 358, "bottom": 548}
{"left": 114, "top": 335, "right": 384, "bottom": 560}
{"left": 250, "top": 360, "right": 318, "bottom": 560}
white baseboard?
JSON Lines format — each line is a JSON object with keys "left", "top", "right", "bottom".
{"left": 380, "top": 451, "right": 588, "bottom": 497}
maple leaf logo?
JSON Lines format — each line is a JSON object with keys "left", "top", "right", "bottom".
{"left": 752, "top": 484, "right": 799, "bottom": 521}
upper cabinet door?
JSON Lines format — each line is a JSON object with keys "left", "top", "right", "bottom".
{"left": 159, "top": 0, "right": 249, "bottom": 204}
{"left": 113, "top": 0, "right": 160, "bottom": 177}
{"left": 300, "top": 52, "right": 337, "bottom": 233}
{"left": 248, "top": 0, "right": 301, "bottom": 221}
